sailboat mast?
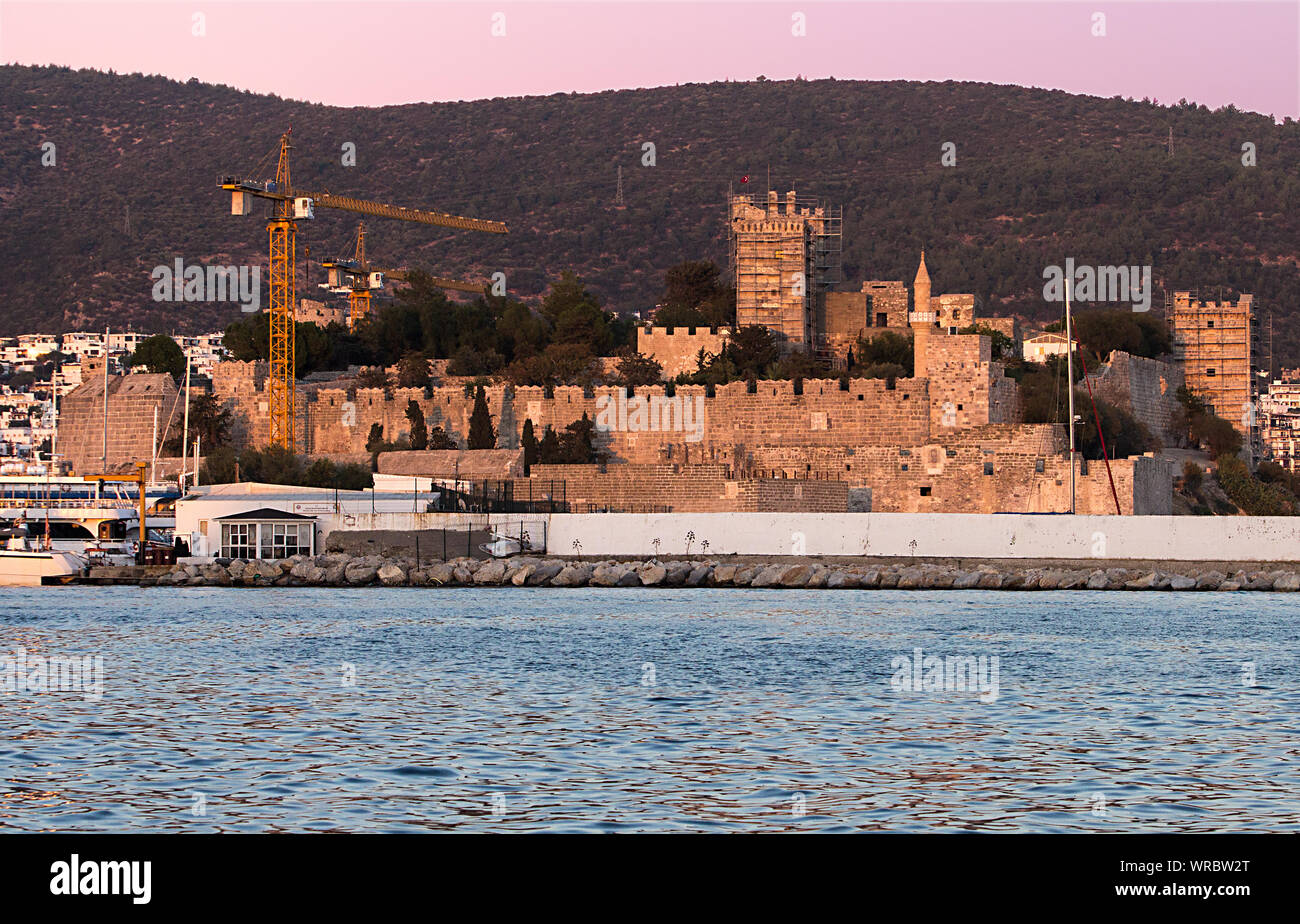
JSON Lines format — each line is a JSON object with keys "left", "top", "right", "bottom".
{"left": 1066, "top": 278, "right": 1076, "bottom": 514}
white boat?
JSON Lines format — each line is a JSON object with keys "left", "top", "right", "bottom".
{"left": 0, "top": 526, "right": 85, "bottom": 586}
{"left": 0, "top": 475, "right": 177, "bottom": 565}
{"left": 479, "top": 524, "right": 539, "bottom": 558}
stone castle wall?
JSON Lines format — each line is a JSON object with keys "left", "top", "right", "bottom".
{"left": 636, "top": 326, "right": 731, "bottom": 379}
{"left": 208, "top": 328, "right": 1174, "bottom": 514}
{"left": 1086, "top": 350, "right": 1185, "bottom": 448}
{"left": 522, "top": 463, "right": 849, "bottom": 514}
{"left": 57, "top": 373, "right": 183, "bottom": 474}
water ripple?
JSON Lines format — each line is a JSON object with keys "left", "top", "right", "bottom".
{"left": 1, "top": 586, "right": 1298, "bottom": 832}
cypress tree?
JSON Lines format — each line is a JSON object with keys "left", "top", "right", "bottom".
{"left": 538, "top": 425, "right": 561, "bottom": 464}
{"left": 468, "top": 385, "right": 496, "bottom": 449}
{"left": 406, "top": 399, "right": 428, "bottom": 451}
{"left": 521, "top": 418, "right": 538, "bottom": 475}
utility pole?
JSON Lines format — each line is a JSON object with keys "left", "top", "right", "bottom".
{"left": 101, "top": 326, "right": 110, "bottom": 470}
{"left": 151, "top": 405, "right": 159, "bottom": 485}
{"left": 180, "top": 348, "right": 191, "bottom": 492}
{"left": 1066, "top": 278, "right": 1076, "bottom": 514}
{"left": 50, "top": 367, "right": 58, "bottom": 463}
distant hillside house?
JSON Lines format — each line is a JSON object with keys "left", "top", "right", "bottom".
{"left": 1023, "top": 332, "right": 1076, "bottom": 363}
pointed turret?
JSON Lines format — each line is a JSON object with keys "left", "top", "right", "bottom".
{"left": 912, "top": 250, "right": 931, "bottom": 316}
{"left": 911, "top": 251, "right": 934, "bottom": 378}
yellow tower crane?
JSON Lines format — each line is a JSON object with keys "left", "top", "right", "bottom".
{"left": 219, "top": 129, "right": 507, "bottom": 450}
{"left": 322, "top": 222, "right": 493, "bottom": 329}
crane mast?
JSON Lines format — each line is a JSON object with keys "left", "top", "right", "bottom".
{"left": 219, "top": 130, "right": 507, "bottom": 450}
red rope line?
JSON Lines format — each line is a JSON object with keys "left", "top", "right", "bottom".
{"left": 1075, "top": 347, "right": 1123, "bottom": 515}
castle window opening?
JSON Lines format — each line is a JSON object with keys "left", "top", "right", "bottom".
{"left": 919, "top": 487, "right": 931, "bottom": 497}
{"left": 1035, "top": 459, "right": 1045, "bottom": 473}
{"left": 983, "top": 462, "right": 994, "bottom": 475}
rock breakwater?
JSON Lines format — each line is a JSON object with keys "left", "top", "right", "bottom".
{"left": 139, "top": 555, "right": 1300, "bottom": 592}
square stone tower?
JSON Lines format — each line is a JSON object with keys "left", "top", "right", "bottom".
{"left": 729, "top": 189, "right": 840, "bottom": 351}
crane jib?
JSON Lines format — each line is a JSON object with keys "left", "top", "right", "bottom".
{"left": 302, "top": 192, "right": 508, "bottom": 234}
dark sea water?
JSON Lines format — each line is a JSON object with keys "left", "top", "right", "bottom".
{"left": 1, "top": 586, "right": 1297, "bottom": 833}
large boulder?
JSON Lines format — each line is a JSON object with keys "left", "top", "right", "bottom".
{"left": 856, "top": 568, "right": 882, "bottom": 588}
{"left": 1168, "top": 573, "right": 1197, "bottom": 591}
{"left": 1124, "top": 572, "right": 1158, "bottom": 590}
{"left": 617, "top": 568, "right": 643, "bottom": 587}
{"left": 711, "top": 565, "right": 738, "bottom": 586}
{"left": 895, "top": 567, "right": 925, "bottom": 589}
{"left": 590, "top": 563, "right": 629, "bottom": 587}
{"left": 550, "top": 564, "right": 592, "bottom": 587}
{"left": 637, "top": 564, "right": 668, "bottom": 586}
{"left": 377, "top": 562, "right": 408, "bottom": 586}
{"left": 246, "top": 559, "right": 281, "bottom": 584}
{"left": 779, "top": 565, "right": 813, "bottom": 588}
{"left": 504, "top": 558, "right": 541, "bottom": 584}
{"left": 344, "top": 560, "right": 380, "bottom": 585}
{"left": 473, "top": 560, "right": 508, "bottom": 585}
{"left": 1272, "top": 572, "right": 1300, "bottom": 592}
{"left": 663, "top": 562, "right": 693, "bottom": 586}
{"left": 749, "top": 565, "right": 786, "bottom": 588}
{"left": 1244, "top": 572, "right": 1276, "bottom": 592}
{"left": 1194, "top": 570, "right": 1226, "bottom": 590}
{"left": 686, "top": 565, "right": 712, "bottom": 587}
{"left": 826, "top": 570, "right": 862, "bottom": 589}
{"left": 427, "top": 563, "right": 457, "bottom": 585}
{"left": 291, "top": 559, "right": 325, "bottom": 584}
{"left": 526, "top": 561, "right": 565, "bottom": 586}
{"left": 923, "top": 569, "right": 956, "bottom": 589}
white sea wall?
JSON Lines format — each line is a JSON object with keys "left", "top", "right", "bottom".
{"left": 546, "top": 513, "right": 1300, "bottom": 562}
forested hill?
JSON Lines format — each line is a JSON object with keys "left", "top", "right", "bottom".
{"left": 2, "top": 66, "right": 1298, "bottom": 359}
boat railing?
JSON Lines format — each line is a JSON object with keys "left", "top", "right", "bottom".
{"left": 0, "top": 499, "right": 140, "bottom": 510}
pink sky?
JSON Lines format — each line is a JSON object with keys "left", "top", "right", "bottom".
{"left": 2, "top": 1, "right": 1296, "bottom": 118}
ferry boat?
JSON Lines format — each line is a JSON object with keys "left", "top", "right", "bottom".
{"left": 0, "top": 475, "right": 179, "bottom": 566}
{"left": 0, "top": 524, "right": 85, "bottom": 586}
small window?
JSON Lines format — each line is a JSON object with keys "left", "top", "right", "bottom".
{"left": 1035, "top": 459, "right": 1045, "bottom": 473}
{"left": 1207, "top": 320, "right": 1214, "bottom": 328}
{"left": 876, "top": 313, "right": 888, "bottom": 327}
{"left": 1207, "top": 368, "right": 1216, "bottom": 377}
{"left": 949, "top": 326, "right": 958, "bottom": 335}
{"left": 919, "top": 486, "right": 931, "bottom": 497}
{"left": 901, "top": 463, "right": 909, "bottom": 471}
{"left": 983, "top": 462, "right": 994, "bottom": 476}
{"left": 957, "top": 404, "right": 963, "bottom": 411}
